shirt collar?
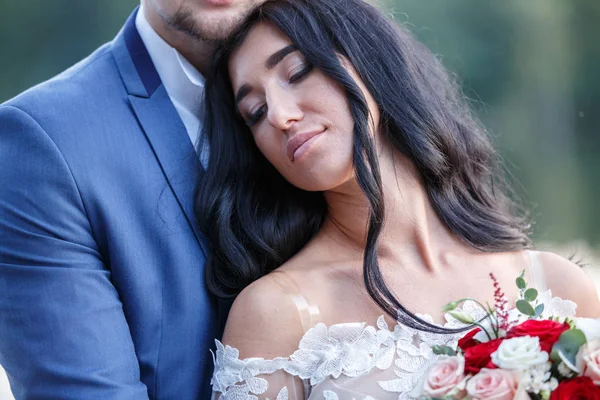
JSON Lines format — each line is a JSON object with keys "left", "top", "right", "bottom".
{"left": 135, "top": 5, "right": 205, "bottom": 118}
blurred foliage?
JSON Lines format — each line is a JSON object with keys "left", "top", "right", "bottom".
{"left": 383, "top": 0, "right": 600, "bottom": 246}
{"left": 1, "top": 0, "right": 599, "bottom": 246}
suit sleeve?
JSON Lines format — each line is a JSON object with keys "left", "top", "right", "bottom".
{"left": 0, "top": 105, "right": 149, "bottom": 399}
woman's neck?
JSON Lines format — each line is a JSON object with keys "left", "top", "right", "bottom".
{"left": 319, "top": 146, "right": 468, "bottom": 273}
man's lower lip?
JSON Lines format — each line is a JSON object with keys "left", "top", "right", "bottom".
{"left": 293, "top": 132, "right": 324, "bottom": 161}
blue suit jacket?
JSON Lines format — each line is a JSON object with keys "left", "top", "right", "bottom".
{"left": 0, "top": 9, "right": 221, "bottom": 399}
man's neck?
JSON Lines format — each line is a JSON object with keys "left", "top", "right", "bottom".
{"left": 142, "top": 4, "right": 215, "bottom": 76}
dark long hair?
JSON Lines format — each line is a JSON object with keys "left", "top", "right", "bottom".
{"left": 195, "top": 0, "right": 531, "bottom": 333}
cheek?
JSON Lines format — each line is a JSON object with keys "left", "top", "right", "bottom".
{"left": 253, "top": 131, "right": 285, "bottom": 169}
{"left": 154, "top": 0, "right": 183, "bottom": 15}
{"left": 250, "top": 74, "right": 359, "bottom": 192}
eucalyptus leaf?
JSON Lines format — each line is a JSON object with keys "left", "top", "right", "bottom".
{"left": 561, "top": 329, "right": 587, "bottom": 346}
{"left": 516, "top": 299, "right": 535, "bottom": 316}
{"left": 558, "top": 350, "right": 580, "bottom": 374}
{"left": 431, "top": 345, "right": 457, "bottom": 356}
{"left": 516, "top": 277, "right": 527, "bottom": 290}
{"left": 534, "top": 304, "right": 545, "bottom": 318}
{"left": 524, "top": 288, "right": 538, "bottom": 302}
{"left": 550, "top": 329, "right": 587, "bottom": 366}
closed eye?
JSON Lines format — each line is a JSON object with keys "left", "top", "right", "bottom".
{"left": 289, "top": 63, "right": 313, "bottom": 84}
{"left": 245, "top": 104, "right": 267, "bottom": 127}
{"left": 240, "top": 61, "right": 313, "bottom": 127}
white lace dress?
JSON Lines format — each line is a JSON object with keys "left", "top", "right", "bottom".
{"left": 210, "top": 253, "right": 577, "bottom": 399}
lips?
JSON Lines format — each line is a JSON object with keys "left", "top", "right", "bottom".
{"left": 287, "top": 129, "right": 325, "bottom": 161}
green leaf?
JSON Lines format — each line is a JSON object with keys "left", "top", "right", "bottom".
{"left": 534, "top": 304, "right": 545, "bottom": 318}
{"left": 516, "top": 299, "right": 535, "bottom": 316}
{"left": 519, "top": 269, "right": 526, "bottom": 279}
{"left": 524, "top": 288, "right": 538, "bottom": 302}
{"left": 431, "top": 345, "right": 457, "bottom": 356}
{"left": 516, "top": 277, "right": 527, "bottom": 290}
{"left": 561, "top": 329, "right": 587, "bottom": 347}
{"left": 550, "top": 329, "right": 587, "bottom": 366}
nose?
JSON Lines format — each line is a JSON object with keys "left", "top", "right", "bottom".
{"left": 266, "top": 87, "right": 303, "bottom": 131}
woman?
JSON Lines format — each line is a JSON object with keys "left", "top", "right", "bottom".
{"left": 196, "top": 0, "right": 600, "bottom": 398}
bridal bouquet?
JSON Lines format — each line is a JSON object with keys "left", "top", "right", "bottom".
{"left": 418, "top": 272, "right": 600, "bottom": 399}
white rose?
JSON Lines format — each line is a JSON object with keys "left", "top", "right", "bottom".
{"left": 491, "top": 337, "right": 549, "bottom": 370}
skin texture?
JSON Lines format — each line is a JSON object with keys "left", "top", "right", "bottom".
{"left": 224, "top": 22, "right": 600, "bottom": 359}
{"left": 141, "top": 0, "right": 265, "bottom": 74}
{"left": 230, "top": 22, "right": 380, "bottom": 192}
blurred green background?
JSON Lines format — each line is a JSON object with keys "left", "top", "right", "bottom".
{"left": 1, "top": 0, "right": 599, "bottom": 250}
{"left": 1, "top": 1, "right": 599, "bottom": 396}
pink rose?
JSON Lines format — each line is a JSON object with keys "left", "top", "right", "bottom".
{"left": 577, "top": 339, "right": 600, "bottom": 385}
{"left": 466, "top": 368, "right": 518, "bottom": 400}
{"left": 422, "top": 356, "right": 466, "bottom": 399}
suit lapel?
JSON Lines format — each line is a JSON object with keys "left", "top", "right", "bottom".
{"left": 111, "top": 8, "right": 209, "bottom": 258}
{"left": 129, "top": 91, "right": 208, "bottom": 255}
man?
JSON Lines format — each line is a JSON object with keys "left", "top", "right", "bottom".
{"left": 0, "top": 0, "right": 263, "bottom": 398}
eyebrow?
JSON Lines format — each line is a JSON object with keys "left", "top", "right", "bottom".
{"left": 265, "top": 45, "right": 297, "bottom": 70}
{"left": 234, "top": 45, "right": 298, "bottom": 106}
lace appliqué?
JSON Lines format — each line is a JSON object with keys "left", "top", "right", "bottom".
{"left": 376, "top": 301, "right": 487, "bottom": 399}
{"left": 211, "top": 295, "right": 577, "bottom": 400}
{"left": 323, "top": 390, "right": 375, "bottom": 400}
{"left": 211, "top": 341, "right": 289, "bottom": 399}
{"left": 537, "top": 290, "right": 576, "bottom": 318}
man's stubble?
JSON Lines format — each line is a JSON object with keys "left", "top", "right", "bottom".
{"left": 164, "top": 2, "right": 259, "bottom": 42}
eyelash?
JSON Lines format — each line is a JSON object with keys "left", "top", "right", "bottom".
{"left": 245, "top": 64, "right": 314, "bottom": 127}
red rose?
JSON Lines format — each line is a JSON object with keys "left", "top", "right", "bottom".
{"left": 458, "top": 328, "right": 481, "bottom": 351}
{"left": 550, "top": 376, "right": 600, "bottom": 399}
{"left": 463, "top": 338, "right": 502, "bottom": 374}
{"left": 507, "top": 319, "right": 570, "bottom": 353}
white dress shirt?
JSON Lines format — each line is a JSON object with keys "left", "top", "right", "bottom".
{"left": 135, "top": 6, "right": 209, "bottom": 167}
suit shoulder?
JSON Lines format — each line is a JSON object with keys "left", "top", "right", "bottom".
{"left": 3, "top": 42, "right": 117, "bottom": 116}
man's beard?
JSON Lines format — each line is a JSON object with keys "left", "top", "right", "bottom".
{"left": 166, "top": 4, "right": 254, "bottom": 42}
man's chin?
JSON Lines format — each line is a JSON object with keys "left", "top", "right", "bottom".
{"left": 169, "top": 4, "right": 258, "bottom": 41}
{"left": 193, "top": 17, "right": 245, "bottom": 41}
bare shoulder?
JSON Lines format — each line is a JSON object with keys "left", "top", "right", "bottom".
{"left": 221, "top": 272, "right": 306, "bottom": 359}
{"left": 537, "top": 251, "right": 600, "bottom": 317}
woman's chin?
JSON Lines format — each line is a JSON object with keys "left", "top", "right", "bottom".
{"left": 277, "top": 153, "right": 355, "bottom": 192}
{"left": 285, "top": 171, "right": 354, "bottom": 192}
{"left": 291, "top": 180, "right": 336, "bottom": 192}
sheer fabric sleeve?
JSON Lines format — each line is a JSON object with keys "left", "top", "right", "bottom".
{"left": 210, "top": 272, "right": 321, "bottom": 399}
{"left": 527, "top": 250, "right": 547, "bottom": 292}
{"left": 211, "top": 340, "right": 306, "bottom": 399}
{"left": 527, "top": 250, "right": 578, "bottom": 318}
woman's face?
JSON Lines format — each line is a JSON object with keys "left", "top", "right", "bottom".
{"left": 229, "top": 22, "right": 380, "bottom": 191}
